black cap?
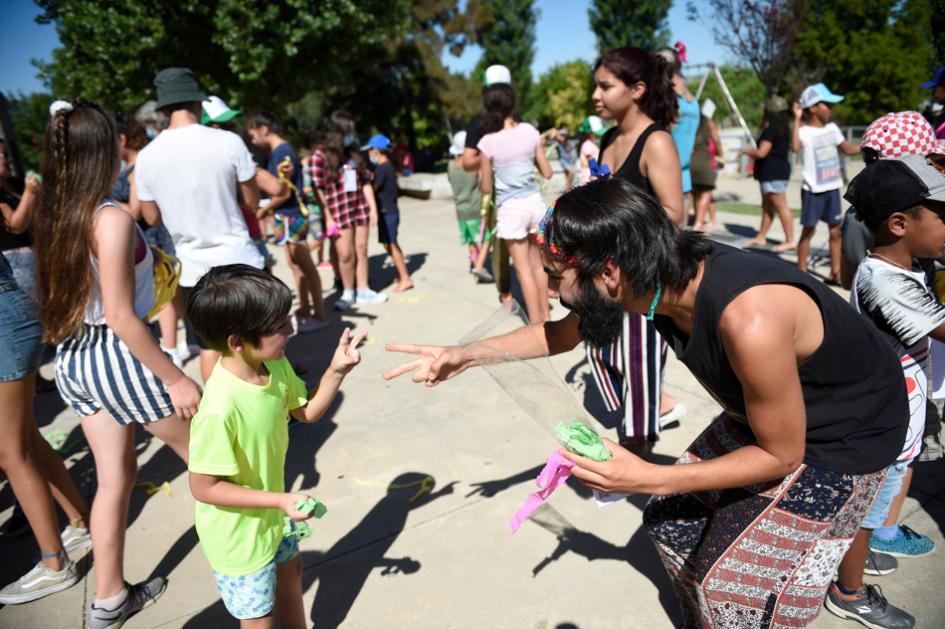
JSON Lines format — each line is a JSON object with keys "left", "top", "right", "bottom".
{"left": 845, "top": 155, "right": 945, "bottom": 224}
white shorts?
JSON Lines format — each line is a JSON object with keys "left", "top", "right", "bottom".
{"left": 496, "top": 193, "right": 546, "bottom": 240}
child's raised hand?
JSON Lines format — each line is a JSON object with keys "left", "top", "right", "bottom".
{"left": 792, "top": 101, "right": 803, "bottom": 119}
{"left": 280, "top": 493, "right": 315, "bottom": 522}
{"left": 330, "top": 327, "right": 368, "bottom": 375}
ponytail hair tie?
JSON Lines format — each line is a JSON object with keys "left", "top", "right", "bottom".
{"left": 674, "top": 41, "right": 687, "bottom": 64}
{"left": 49, "top": 100, "right": 74, "bottom": 117}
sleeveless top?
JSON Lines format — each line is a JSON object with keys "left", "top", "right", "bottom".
{"left": 84, "top": 201, "right": 155, "bottom": 325}
{"left": 653, "top": 241, "right": 908, "bottom": 475}
{"left": 598, "top": 123, "right": 666, "bottom": 196}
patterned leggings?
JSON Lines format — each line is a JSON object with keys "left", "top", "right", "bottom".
{"left": 643, "top": 415, "right": 885, "bottom": 628}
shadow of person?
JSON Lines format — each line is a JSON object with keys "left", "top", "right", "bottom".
{"left": 367, "top": 251, "right": 427, "bottom": 290}
{"left": 304, "top": 472, "right": 456, "bottom": 628}
{"left": 284, "top": 392, "right": 343, "bottom": 490}
{"left": 527, "top": 504, "right": 683, "bottom": 626}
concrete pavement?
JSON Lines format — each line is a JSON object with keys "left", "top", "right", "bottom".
{"left": 1, "top": 172, "right": 943, "bottom": 628}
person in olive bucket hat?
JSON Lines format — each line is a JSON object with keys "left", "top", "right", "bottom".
{"left": 135, "top": 68, "right": 264, "bottom": 380}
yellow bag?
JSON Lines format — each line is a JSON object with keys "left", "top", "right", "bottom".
{"left": 147, "top": 245, "right": 181, "bottom": 320}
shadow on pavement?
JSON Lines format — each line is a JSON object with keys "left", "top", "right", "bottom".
{"left": 182, "top": 472, "right": 455, "bottom": 628}
{"left": 527, "top": 504, "right": 683, "bottom": 626}
{"left": 368, "top": 251, "right": 427, "bottom": 291}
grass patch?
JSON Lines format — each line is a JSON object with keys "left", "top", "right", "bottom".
{"left": 716, "top": 201, "right": 800, "bottom": 218}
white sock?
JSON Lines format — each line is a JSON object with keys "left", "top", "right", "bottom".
{"left": 95, "top": 586, "right": 128, "bottom": 610}
{"left": 342, "top": 289, "right": 355, "bottom": 302}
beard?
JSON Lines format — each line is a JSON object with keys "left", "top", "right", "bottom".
{"left": 561, "top": 280, "right": 626, "bottom": 348}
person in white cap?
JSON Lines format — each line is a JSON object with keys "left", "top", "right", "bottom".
{"left": 791, "top": 82, "right": 860, "bottom": 285}
{"left": 462, "top": 64, "right": 514, "bottom": 302}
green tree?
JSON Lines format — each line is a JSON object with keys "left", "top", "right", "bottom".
{"left": 686, "top": 64, "right": 765, "bottom": 131}
{"left": 688, "top": 0, "right": 806, "bottom": 96}
{"left": 473, "top": 0, "right": 537, "bottom": 113}
{"left": 929, "top": 0, "right": 945, "bottom": 71}
{"left": 588, "top": 0, "right": 672, "bottom": 53}
{"left": 526, "top": 61, "right": 593, "bottom": 130}
{"left": 5, "top": 92, "right": 53, "bottom": 172}
{"left": 34, "top": 0, "right": 409, "bottom": 111}
{"left": 793, "top": 0, "right": 933, "bottom": 124}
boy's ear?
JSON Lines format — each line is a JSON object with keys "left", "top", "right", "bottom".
{"left": 885, "top": 212, "right": 909, "bottom": 237}
{"left": 227, "top": 333, "right": 245, "bottom": 353}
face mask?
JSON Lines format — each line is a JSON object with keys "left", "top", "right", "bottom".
{"left": 145, "top": 127, "right": 157, "bottom": 139}
{"left": 369, "top": 155, "right": 379, "bottom": 165}
{"left": 343, "top": 133, "right": 357, "bottom": 148}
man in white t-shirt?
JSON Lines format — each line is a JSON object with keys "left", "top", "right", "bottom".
{"left": 136, "top": 67, "right": 262, "bottom": 380}
{"left": 791, "top": 82, "right": 860, "bottom": 285}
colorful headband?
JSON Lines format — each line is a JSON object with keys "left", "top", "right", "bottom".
{"left": 536, "top": 206, "right": 578, "bottom": 264}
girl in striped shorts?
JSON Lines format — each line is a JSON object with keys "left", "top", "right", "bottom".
{"left": 33, "top": 99, "right": 203, "bottom": 628}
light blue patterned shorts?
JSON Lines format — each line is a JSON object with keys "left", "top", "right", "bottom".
{"left": 213, "top": 532, "right": 300, "bottom": 620}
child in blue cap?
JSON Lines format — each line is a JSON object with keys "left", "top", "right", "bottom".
{"left": 364, "top": 134, "right": 413, "bottom": 292}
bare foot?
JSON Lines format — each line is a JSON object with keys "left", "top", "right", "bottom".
{"left": 703, "top": 221, "right": 716, "bottom": 231}
{"left": 659, "top": 392, "right": 677, "bottom": 416}
{"left": 692, "top": 223, "right": 704, "bottom": 232}
{"left": 744, "top": 238, "right": 767, "bottom": 247}
{"left": 773, "top": 242, "right": 796, "bottom": 252}
{"left": 393, "top": 280, "right": 414, "bottom": 293}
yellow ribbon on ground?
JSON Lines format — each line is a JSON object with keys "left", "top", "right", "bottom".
{"left": 353, "top": 475, "right": 435, "bottom": 503}
{"left": 134, "top": 480, "right": 172, "bottom": 497}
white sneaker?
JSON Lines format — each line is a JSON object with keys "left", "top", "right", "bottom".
{"left": 61, "top": 525, "right": 92, "bottom": 555}
{"left": 355, "top": 289, "right": 388, "bottom": 305}
{"left": 0, "top": 557, "right": 79, "bottom": 604}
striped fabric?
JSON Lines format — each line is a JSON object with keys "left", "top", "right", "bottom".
{"left": 586, "top": 311, "right": 665, "bottom": 439}
{"left": 55, "top": 325, "right": 175, "bottom": 425}
{"left": 643, "top": 414, "right": 885, "bottom": 628}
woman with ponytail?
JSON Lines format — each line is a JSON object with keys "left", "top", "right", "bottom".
{"left": 587, "top": 46, "right": 685, "bottom": 454}
{"left": 33, "top": 99, "right": 202, "bottom": 627}
{"left": 656, "top": 43, "right": 701, "bottom": 209}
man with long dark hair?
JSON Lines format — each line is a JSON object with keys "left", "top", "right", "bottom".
{"left": 385, "top": 178, "right": 909, "bottom": 628}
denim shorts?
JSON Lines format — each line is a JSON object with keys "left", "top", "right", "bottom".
{"left": 760, "top": 180, "right": 789, "bottom": 195}
{"left": 212, "top": 532, "right": 300, "bottom": 620}
{"left": 861, "top": 461, "right": 909, "bottom": 529}
{"left": 800, "top": 188, "right": 842, "bottom": 226}
{"left": 0, "top": 257, "right": 43, "bottom": 382}
{"left": 378, "top": 210, "right": 400, "bottom": 245}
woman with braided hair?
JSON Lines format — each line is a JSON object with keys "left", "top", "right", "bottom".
{"left": 33, "top": 99, "right": 202, "bottom": 627}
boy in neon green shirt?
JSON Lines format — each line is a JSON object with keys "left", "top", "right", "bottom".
{"left": 184, "top": 264, "right": 365, "bottom": 627}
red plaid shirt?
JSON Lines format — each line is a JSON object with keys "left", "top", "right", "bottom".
{"left": 310, "top": 149, "right": 370, "bottom": 229}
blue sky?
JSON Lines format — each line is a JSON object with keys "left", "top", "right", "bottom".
{"left": 1, "top": 0, "right": 730, "bottom": 95}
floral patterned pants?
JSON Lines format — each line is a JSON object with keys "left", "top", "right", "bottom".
{"left": 643, "top": 414, "right": 885, "bottom": 628}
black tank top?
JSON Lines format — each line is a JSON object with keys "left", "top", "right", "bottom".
{"left": 598, "top": 123, "right": 666, "bottom": 195}
{"left": 654, "top": 242, "right": 908, "bottom": 474}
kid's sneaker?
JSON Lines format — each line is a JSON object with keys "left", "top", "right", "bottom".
{"left": 824, "top": 583, "right": 914, "bottom": 629}
{"left": 0, "top": 557, "right": 79, "bottom": 604}
{"left": 61, "top": 524, "right": 92, "bottom": 555}
{"left": 87, "top": 577, "right": 167, "bottom": 629}
{"left": 355, "top": 288, "right": 388, "bottom": 305}
{"left": 869, "top": 524, "right": 935, "bottom": 557}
